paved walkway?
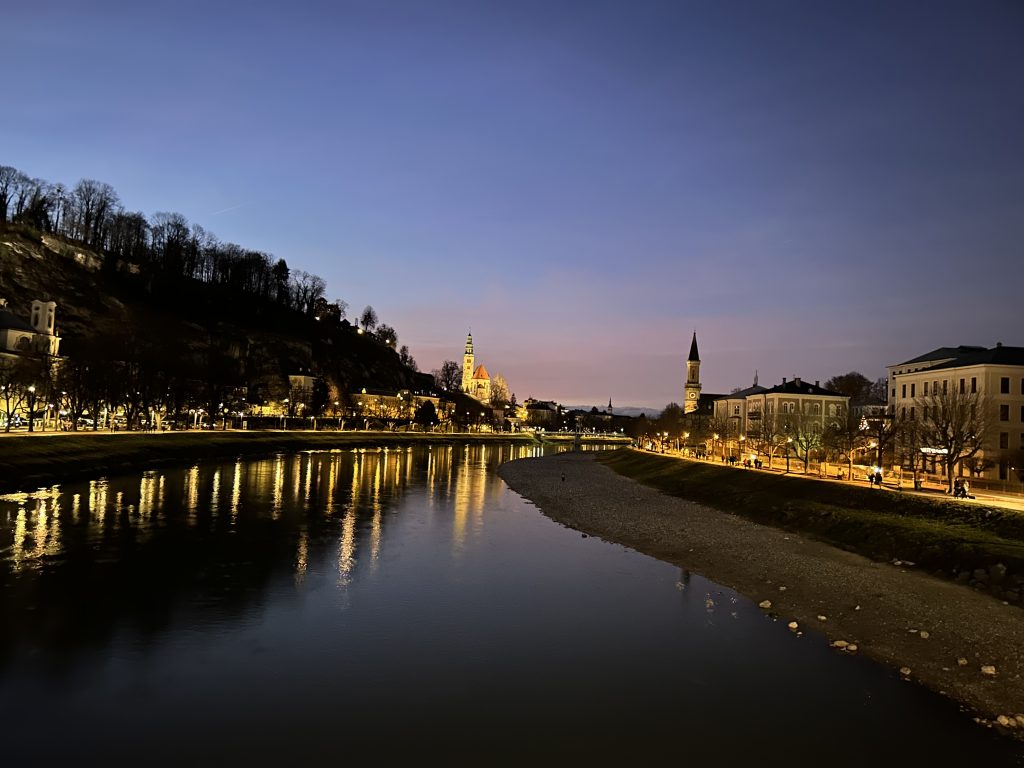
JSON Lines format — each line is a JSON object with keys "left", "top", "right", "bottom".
{"left": 645, "top": 447, "right": 1024, "bottom": 513}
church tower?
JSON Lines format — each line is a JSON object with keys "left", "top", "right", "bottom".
{"left": 461, "top": 332, "right": 474, "bottom": 392}
{"left": 684, "top": 331, "right": 701, "bottom": 413}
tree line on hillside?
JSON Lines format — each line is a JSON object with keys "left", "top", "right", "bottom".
{"left": 0, "top": 163, "right": 342, "bottom": 320}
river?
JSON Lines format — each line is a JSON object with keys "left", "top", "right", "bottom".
{"left": 0, "top": 444, "right": 1019, "bottom": 764}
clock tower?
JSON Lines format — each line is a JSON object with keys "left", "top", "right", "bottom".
{"left": 684, "top": 331, "right": 701, "bottom": 413}
{"left": 462, "top": 332, "right": 475, "bottom": 393}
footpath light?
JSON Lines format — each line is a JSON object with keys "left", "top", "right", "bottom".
{"left": 27, "top": 384, "right": 37, "bottom": 433}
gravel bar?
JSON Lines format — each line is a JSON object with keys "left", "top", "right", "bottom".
{"left": 499, "top": 452, "right": 1024, "bottom": 738}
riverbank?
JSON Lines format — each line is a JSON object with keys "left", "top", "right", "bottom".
{"left": 0, "top": 430, "right": 537, "bottom": 494}
{"left": 498, "top": 451, "right": 1024, "bottom": 738}
{"left": 602, "top": 449, "right": 1024, "bottom": 599}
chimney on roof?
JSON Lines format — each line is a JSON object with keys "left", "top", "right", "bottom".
{"left": 815, "top": 380, "right": 819, "bottom": 387}
{"left": 996, "top": 342, "right": 1003, "bottom": 347}
{"left": 794, "top": 376, "right": 801, "bottom": 386}
{"left": 782, "top": 377, "right": 787, "bottom": 384}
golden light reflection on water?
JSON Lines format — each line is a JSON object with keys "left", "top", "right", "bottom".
{"left": 186, "top": 466, "right": 200, "bottom": 520}
{"left": 0, "top": 441, "right": 565, "bottom": 584}
{"left": 231, "top": 461, "right": 242, "bottom": 520}
{"left": 139, "top": 472, "right": 157, "bottom": 519}
{"left": 338, "top": 506, "right": 357, "bottom": 586}
{"left": 210, "top": 469, "right": 221, "bottom": 514}
{"left": 6, "top": 488, "right": 64, "bottom": 574}
{"left": 272, "top": 456, "right": 284, "bottom": 519}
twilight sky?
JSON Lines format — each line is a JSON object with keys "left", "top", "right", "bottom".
{"left": 5, "top": 1, "right": 1022, "bottom": 407}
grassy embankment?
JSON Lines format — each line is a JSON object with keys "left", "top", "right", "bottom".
{"left": 0, "top": 430, "right": 537, "bottom": 494}
{"left": 597, "top": 449, "right": 1024, "bottom": 590}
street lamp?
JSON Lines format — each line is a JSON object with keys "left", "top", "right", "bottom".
{"left": 785, "top": 437, "right": 793, "bottom": 474}
{"left": 27, "top": 384, "right": 37, "bottom": 433}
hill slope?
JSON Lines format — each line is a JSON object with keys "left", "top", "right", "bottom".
{"left": 0, "top": 227, "right": 431, "bottom": 399}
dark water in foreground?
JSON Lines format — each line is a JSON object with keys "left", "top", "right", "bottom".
{"left": 0, "top": 444, "right": 1020, "bottom": 764}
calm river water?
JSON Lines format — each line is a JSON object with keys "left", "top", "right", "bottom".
{"left": 0, "top": 444, "right": 1020, "bottom": 764}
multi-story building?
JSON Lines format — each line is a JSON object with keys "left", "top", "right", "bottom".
{"left": 717, "top": 377, "right": 848, "bottom": 438}
{"left": 0, "top": 298, "right": 61, "bottom": 358}
{"left": 888, "top": 344, "right": 1024, "bottom": 482}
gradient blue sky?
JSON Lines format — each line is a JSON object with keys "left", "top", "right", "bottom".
{"left": 6, "top": 1, "right": 1022, "bottom": 407}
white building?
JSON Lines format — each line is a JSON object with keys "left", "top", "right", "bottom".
{"left": 0, "top": 298, "right": 61, "bottom": 358}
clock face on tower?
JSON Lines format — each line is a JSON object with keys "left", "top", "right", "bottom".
{"left": 688, "top": 391, "right": 697, "bottom": 399}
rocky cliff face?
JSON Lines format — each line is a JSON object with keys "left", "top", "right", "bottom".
{"left": 0, "top": 227, "right": 431, "bottom": 398}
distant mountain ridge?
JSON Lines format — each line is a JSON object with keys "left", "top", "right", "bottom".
{"left": 563, "top": 405, "right": 660, "bottom": 418}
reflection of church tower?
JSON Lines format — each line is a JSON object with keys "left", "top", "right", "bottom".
{"left": 684, "top": 331, "right": 701, "bottom": 413}
{"left": 462, "top": 332, "right": 474, "bottom": 393}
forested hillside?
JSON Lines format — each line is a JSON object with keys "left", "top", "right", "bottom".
{"left": 0, "top": 164, "right": 431, "bottom": 419}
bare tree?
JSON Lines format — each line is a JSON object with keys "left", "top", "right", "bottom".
{"left": 399, "top": 345, "right": 417, "bottom": 370}
{"left": 486, "top": 373, "right": 508, "bottom": 406}
{"left": 0, "top": 358, "right": 29, "bottom": 431}
{"left": 786, "top": 411, "right": 823, "bottom": 472}
{"left": 823, "top": 371, "right": 873, "bottom": 403}
{"left": 822, "top": 410, "right": 867, "bottom": 477}
{"left": 359, "top": 305, "right": 379, "bottom": 333}
{"left": 432, "top": 360, "right": 461, "bottom": 392}
{"left": 915, "top": 389, "right": 991, "bottom": 492}
{"left": 0, "top": 166, "right": 27, "bottom": 223}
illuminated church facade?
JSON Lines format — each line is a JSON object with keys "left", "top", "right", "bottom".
{"left": 461, "top": 332, "right": 492, "bottom": 403}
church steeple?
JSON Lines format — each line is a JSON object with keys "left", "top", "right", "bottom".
{"left": 462, "top": 331, "right": 475, "bottom": 393}
{"left": 684, "top": 331, "right": 701, "bottom": 413}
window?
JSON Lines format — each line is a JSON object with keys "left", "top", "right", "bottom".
{"left": 1000, "top": 404, "right": 1010, "bottom": 421}
{"left": 971, "top": 377, "right": 977, "bottom": 393}
{"left": 901, "top": 406, "right": 906, "bottom": 419}
{"left": 733, "top": 405, "right": 740, "bottom": 416}
{"left": 828, "top": 404, "right": 836, "bottom": 417}
{"left": 943, "top": 380, "right": 948, "bottom": 394}
{"left": 959, "top": 378, "right": 965, "bottom": 394}
{"left": 1020, "top": 433, "right": 1024, "bottom": 451}
{"left": 910, "top": 383, "right": 916, "bottom": 397}
{"left": 1001, "top": 377, "right": 1010, "bottom": 394}
{"left": 923, "top": 382, "right": 929, "bottom": 396}
{"left": 910, "top": 406, "right": 915, "bottom": 420}
{"left": 891, "top": 388, "right": 896, "bottom": 398}
{"left": 924, "top": 405, "right": 929, "bottom": 419}
{"left": 813, "top": 403, "right": 820, "bottom": 415}
{"left": 1021, "top": 405, "right": 1024, "bottom": 422}
{"left": 999, "top": 432, "right": 1009, "bottom": 449}
{"left": 901, "top": 384, "right": 906, "bottom": 398}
